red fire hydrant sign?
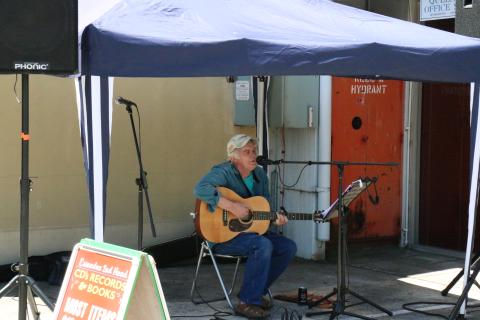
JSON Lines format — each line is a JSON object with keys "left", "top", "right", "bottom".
{"left": 53, "top": 239, "right": 170, "bottom": 320}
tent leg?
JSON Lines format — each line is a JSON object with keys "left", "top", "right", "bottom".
{"left": 453, "top": 82, "right": 480, "bottom": 318}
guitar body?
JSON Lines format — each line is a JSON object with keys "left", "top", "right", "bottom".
{"left": 195, "top": 187, "right": 271, "bottom": 243}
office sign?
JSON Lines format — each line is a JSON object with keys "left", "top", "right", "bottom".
{"left": 420, "top": 0, "right": 456, "bottom": 21}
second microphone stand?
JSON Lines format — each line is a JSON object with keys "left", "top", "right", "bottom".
{"left": 270, "top": 158, "right": 396, "bottom": 319}
{"left": 122, "top": 102, "right": 157, "bottom": 250}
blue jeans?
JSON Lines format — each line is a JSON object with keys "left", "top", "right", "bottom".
{"left": 212, "top": 232, "right": 297, "bottom": 305}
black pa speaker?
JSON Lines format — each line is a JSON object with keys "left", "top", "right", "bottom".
{"left": 0, "top": 0, "right": 78, "bottom": 75}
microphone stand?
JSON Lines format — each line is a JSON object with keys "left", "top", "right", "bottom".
{"left": 270, "top": 158, "right": 397, "bottom": 320}
{"left": 122, "top": 103, "right": 157, "bottom": 250}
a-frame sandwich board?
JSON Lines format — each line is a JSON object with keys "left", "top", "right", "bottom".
{"left": 53, "top": 238, "right": 170, "bottom": 320}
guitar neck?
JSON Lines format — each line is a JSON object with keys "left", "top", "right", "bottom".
{"left": 250, "top": 211, "right": 313, "bottom": 221}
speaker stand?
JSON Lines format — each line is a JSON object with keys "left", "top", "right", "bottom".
{"left": 0, "top": 273, "right": 54, "bottom": 319}
{"left": 0, "top": 75, "right": 54, "bottom": 320}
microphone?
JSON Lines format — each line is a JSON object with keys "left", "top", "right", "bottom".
{"left": 115, "top": 96, "right": 137, "bottom": 107}
{"left": 256, "top": 155, "right": 281, "bottom": 166}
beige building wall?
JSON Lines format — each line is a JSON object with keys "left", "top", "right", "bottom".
{"left": 0, "top": 75, "right": 253, "bottom": 265}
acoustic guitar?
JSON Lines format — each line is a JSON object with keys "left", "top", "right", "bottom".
{"left": 195, "top": 187, "right": 322, "bottom": 243}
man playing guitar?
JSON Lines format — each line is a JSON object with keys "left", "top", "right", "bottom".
{"left": 194, "top": 134, "right": 297, "bottom": 319}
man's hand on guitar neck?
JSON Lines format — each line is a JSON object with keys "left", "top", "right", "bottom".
{"left": 274, "top": 213, "right": 288, "bottom": 226}
{"left": 218, "top": 197, "right": 250, "bottom": 219}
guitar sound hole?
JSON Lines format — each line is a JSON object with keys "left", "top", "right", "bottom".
{"left": 241, "top": 215, "right": 252, "bottom": 223}
{"left": 229, "top": 219, "right": 252, "bottom": 232}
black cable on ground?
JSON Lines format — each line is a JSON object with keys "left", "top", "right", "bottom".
{"left": 170, "top": 286, "right": 233, "bottom": 318}
{"left": 283, "top": 308, "right": 303, "bottom": 320}
{"left": 267, "top": 306, "right": 303, "bottom": 320}
{"left": 403, "top": 301, "right": 480, "bottom": 319}
{"left": 402, "top": 301, "right": 454, "bottom": 319}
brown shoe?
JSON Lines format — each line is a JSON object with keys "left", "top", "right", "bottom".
{"left": 261, "top": 296, "right": 273, "bottom": 310}
{"left": 235, "top": 302, "right": 270, "bottom": 319}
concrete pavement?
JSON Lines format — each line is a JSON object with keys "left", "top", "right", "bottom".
{"left": 1, "top": 244, "right": 479, "bottom": 319}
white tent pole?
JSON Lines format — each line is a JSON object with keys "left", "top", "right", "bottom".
{"left": 460, "top": 82, "right": 480, "bottom": 316}
{"left": 75, "top": 76, "right": 94, "bottom": 236}
{"left": 317, "top": 75, "right": 332, "bottom": 248}
{"left": 74, "top": 76, "right": 113, "bottom": 242}
{"left": 91, "top": 76, "right": 104, "bottom": 241}
{"left": 108, "top": 78, "right": 114, "bottom": 139}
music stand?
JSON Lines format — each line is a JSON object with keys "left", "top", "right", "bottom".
{"left": 263, "top": 158, "right": 397, "bottom": 318}
{"left": 306, "top": 162, "right": 394, "bottom": 320}
{"left": 319, "top": 179, "right": 372, "bottom": 221}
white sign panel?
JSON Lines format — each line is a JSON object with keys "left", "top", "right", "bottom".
{"left": 235, "top": 80, "right": 250, "bottom": 101}
{"left": 420, "top": 0, "right": 456, "bottom": 21}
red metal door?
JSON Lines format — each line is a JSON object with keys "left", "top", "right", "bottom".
{"left": 331, "top": 77, "right": 404, "bottom": 242}
{"left": 419, "top": 83, "right": 470, "bottom": 250}
{"left": 418, "top": 18, "right": 474, "bottom": 251}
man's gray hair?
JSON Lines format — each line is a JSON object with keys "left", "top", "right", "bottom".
{"left": 227, "top": 134, "right": 257, "bottom": 158}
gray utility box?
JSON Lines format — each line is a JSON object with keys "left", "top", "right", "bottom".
{"left": 268, "top": 76, "right": 320, "bottom": 128}
{"left": 232, "top": 75, "right": 320, "bottom": 128}
{"left": 233, "top": 76, "right": 256, "bottom": 126}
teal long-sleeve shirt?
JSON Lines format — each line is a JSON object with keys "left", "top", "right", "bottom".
{"left": 194, "top": 161, "right": 271, "bottom": 212}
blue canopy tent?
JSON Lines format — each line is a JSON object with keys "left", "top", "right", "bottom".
{"left": 81, "top": 0, "right": 480, "bottom": 81}
{"left": 77, "top": 0, "right": 480, "bottom": 315}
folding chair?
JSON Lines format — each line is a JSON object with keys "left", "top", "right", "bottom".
{"left": 190, "top": 240, "right": 243, "bottom": 309}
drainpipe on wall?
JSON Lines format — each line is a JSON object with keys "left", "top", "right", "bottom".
{"left": 314, "top": 75, "right": 332, "bottom": 260}
{"left": 256, "top": 78, "right": 265, "bottom": 155}
{"left": 401, "top": 82, "right": 413, "bottom": 247}
{"left": 400, "top": 0, "right": 419, "bottom": 247}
